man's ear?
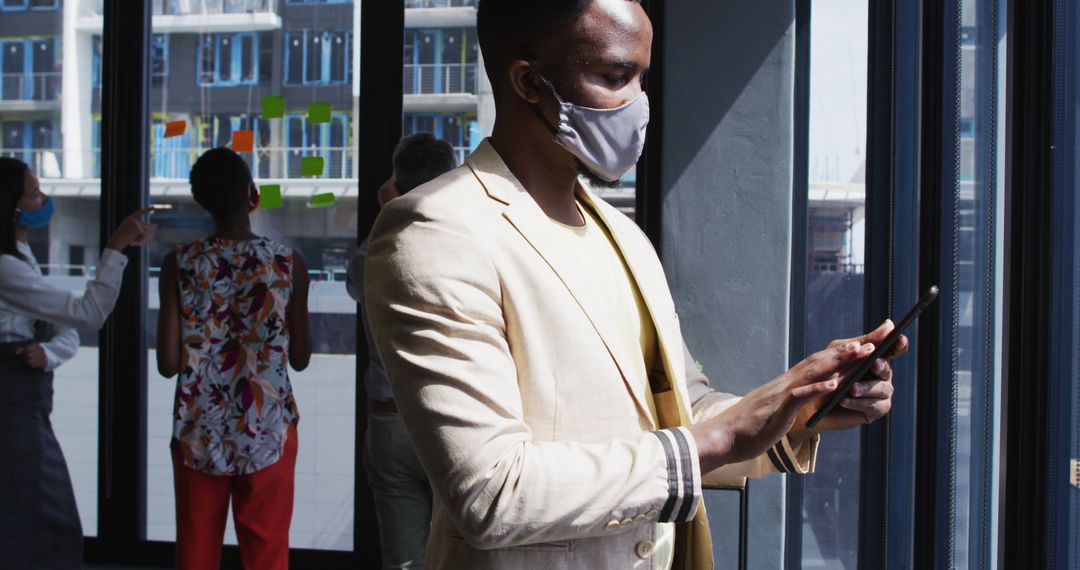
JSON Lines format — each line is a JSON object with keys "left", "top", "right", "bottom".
{"left": 508, "top": 60, "right": 543, "bottom": 105}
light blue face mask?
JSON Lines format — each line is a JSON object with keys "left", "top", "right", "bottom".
{"left": 16, "top": 196, "right": 55, "bottom": 229}
{"left": 535, "top": 73, "right": 651, "bottom": 183}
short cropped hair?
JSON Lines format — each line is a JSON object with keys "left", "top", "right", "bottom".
{"left": 476, "top": 0, "right": 642, "bottom": 88}
{"left": 392, "top": 133, "right": 457, "bottom": 194}
{"left": 189, "top": 147, "right": 253, "bottom": 220}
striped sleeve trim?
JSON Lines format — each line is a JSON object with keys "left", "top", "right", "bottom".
{"left": 772, "top": 440, "right": 799, "bottom": 472}
{"left": 651, "top": 428, "right": 701, "bottom": 523}
{"left": 770, "top": 435, "right": 820, "bottom": 474}
{"left": 766, "top": 446, "right": 788, "bottom": 472}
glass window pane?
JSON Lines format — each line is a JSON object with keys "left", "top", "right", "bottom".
{"left": 146, "top": 0, "right": 358, "bottom": 551}
{"left": 952, "top": 0, "right": 1004, "bottom": 566}
{"left": 801, "top": 0, "right": 868, "bottom": 567}
{"left": 240, "top": 34, "right": 254, "bottom": 82}
{"left": 217, "top": 36, "right": 233, "bottom": 82}
{"left": 1060, "top": 2, "right": 1080, "bottom": 565}
{"left": 1, "top": 4, "right": 102, "bottom": 538}
{"left": 305, "top": 31, "right": 321, "bottom": 83}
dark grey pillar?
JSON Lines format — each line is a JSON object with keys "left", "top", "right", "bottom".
{"left": 658, "top": 1, "right": 796, "bottom": 568}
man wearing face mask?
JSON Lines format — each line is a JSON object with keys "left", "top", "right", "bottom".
{"left": 365, "top": 1, "right": 907, "bottom": 568}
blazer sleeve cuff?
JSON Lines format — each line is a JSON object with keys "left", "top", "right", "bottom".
{"left": 650, "top": 427, "right": 702, "bottom": 524}
{"left": 766, "top": 434, "right": 820, "bottom": 474}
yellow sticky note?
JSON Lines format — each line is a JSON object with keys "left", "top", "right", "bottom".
{"left": 163, "top": 121, "right": 186, "bottom": 138}
{"left": 232, "top": 130, "right": 254, "bottom": 153}
{"left": 309, "top": 193, "right": 336, "bottom": 209}
{"left": 300, "top": 156, "right": 325, "bottom": 177}
{"left": 259, "top": 185, "right": 283, "bottom": 209}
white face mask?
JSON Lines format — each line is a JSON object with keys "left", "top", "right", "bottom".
{"left": 534, "top": 73, "right": 650, "bottom": 183}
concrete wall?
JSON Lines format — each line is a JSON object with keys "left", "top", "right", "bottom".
{"left": 659, "top": 1, "right": 796, "bottom": 567}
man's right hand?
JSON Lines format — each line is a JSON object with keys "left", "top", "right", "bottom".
{"left": 689, "top": 340, "right": 876, "bottom": 473}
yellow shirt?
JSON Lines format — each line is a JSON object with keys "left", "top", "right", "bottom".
{"left": 549, "top": 202, "right": 674, "bottom": 570}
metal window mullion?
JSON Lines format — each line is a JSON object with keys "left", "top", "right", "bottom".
{"left": 94, "top": 0, "right": 151, "bottom": 561}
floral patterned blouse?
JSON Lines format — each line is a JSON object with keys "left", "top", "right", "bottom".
{"left": 171, "top": 237, "right": 299, "bottom": 476}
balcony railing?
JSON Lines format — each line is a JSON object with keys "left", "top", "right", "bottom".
{"left": 452, "top": 146, "right": 470, "bottom": 166}
{"left": 152, "top": 0, "right": 275, "bottom": 16}
{"left": 152, "top": 146, "right": 354, "bottom": 179}
{"left": 0, "top": 72, "right": 62, "bottom": 103}
{"left": 811, "top": 261, "right": 865, "bottom": 274}
{"left": 8, "top": 145, "right": 464, "bottom": 181}
{"left": 0, "top": 148, "right": 85, "bottom": 179}
{"left": 403, "top": 63, "right": 479, "bottom": 96}
{"left": 404, "top": 0, "right": 477, "bottom": 7}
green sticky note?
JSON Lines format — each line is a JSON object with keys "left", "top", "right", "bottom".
{"left": 259, "top": 185, "right": 283, "bottom": 209}
{"left": 300, "top": 156, "right": 325, "bottom": 177}
{"left": 308, "top": 102, "right": 332, "bottom": 124}
{"left": 309, "top": 193, "right": 336, "bottom": 209}
{"left": 262, "top": 96, "right": 286, "bottom": 119}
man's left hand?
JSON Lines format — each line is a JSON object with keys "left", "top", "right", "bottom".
{"left": 789, "top": 320, "right": 909, "bottom": 446}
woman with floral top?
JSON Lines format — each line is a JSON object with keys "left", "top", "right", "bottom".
{"left": 0, "top": 157, "right": 152, "bottom": 569}
{"left": 156, "top": 148, "right": 311, "bottom": 570}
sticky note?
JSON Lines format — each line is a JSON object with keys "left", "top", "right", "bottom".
{"left": 259, "top": 185, "right": 283, "bottom": 209}
{"left": 300, "top": 156, "right": 325, "bottom": 177}
{"left": 309, "top": 193, "right": 336, "bottom": 209}
{"left": 262, "top": 95, "right": 285, "bottom": 119}
{"left": 163, "top": 121, "right": 186, "bottom": 138}
{"left": 232, "top": 130, "right": 254, "bottom": 153}
{"left": 308, "top": 102, "right": 331, "bottom": 124}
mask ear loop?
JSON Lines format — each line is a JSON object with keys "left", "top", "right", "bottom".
{"left": 526, "top": 65, "right": 562, "bottom": 137}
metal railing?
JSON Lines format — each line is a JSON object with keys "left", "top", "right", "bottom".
{"left": 403, "top": 63, "right": 479, "bottom": 95}
{"left": 151, "top": 146, "right": 354, "bottom": 179}
{"left": 452, "top": 146, "right": 470, "bottom": 166}
{"left": 40, "top": 264, "right": 96, "bottom": 278}
{"left": 0, "top": 148, "right": 86, "bottom": 179}
{"left": 404, "top": 0, "right": 476, "bottom": 8}
{"left": 0, "top": 72, "right": 61, "bottom": 102}
{"left": 811, "top": 261, "right": 865, "bottom": 274}
{"left": 152, "top": 0, "right": 275, "bottom": 16}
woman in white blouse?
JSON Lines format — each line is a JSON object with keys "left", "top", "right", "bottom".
{"left": 0, "top": 157, "right": 152, "bottom": 569}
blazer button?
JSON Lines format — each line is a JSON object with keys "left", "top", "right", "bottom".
{"left": 620, "top": 517, "right": 634, "bottom": 526}
{"left": 646, "top": 509, "right": 660, "bottom": 519}
{"left": 636, "top": 541, "right": 655, "bottom": 559}
{"left": 605, "top": 519, "right": 621, "bottom": 530}
{"left": 633, "top": 514, "right": 647, "bottom": 523}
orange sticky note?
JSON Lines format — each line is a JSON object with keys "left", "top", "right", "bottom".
{"left": 232, "top": 130, "right": 254, "bottom": 153}
{"left": 163, "top": 121, "right": 186, "bottom": 138}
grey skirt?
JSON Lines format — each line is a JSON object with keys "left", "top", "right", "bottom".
{"left": 0, "top": 338, "right": 83, "bottom": 569}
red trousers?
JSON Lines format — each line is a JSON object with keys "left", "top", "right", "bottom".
{"left": 173, "top": 424, "right": 298, "bottom": 570}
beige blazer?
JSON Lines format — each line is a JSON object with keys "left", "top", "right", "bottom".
{"left": 365, "top": 140, "right": 819, "bottom": 569}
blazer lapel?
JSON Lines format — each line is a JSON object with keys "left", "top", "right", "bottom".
{"left": 577, "top": 189, "right": 693, "bottom": 427}
{"left": 467, "top": 142, "right": 654, "bottom": 423}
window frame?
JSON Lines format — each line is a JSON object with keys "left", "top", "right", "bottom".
{"left": 196, "top": 32, "right": 259, "bottom": 88}
{"left": 0, "top": 0, "right": 61, "bottom": 11}
{"left": 150, "top": 34, "right": 168, "bottom": 86}
{"left": 284, "top": 29, "right": 352, "bottom": 86}
{"left": 286, "top": 0, "right": 352, "bottom": 5}
{"left": 0, "top": 36, "right": 60, "bottom": 101}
